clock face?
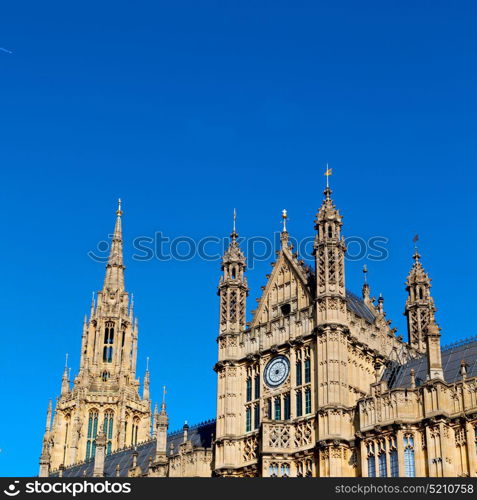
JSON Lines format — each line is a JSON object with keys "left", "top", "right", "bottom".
{"left": 264, "top": 355, "right": 290, "bottom": 388}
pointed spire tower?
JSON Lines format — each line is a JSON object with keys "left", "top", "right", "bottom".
{"left": 312, "top": 171, "right": 354, "bottom": 475}
{"left": 404, "top": 246, "right": 436, "bottom": 352}
{"left": 218, "top": 210, "right": 248, "bottom": 336}
{"left": 61, "top": 354, "right": 70, "bottom": 396}
{"left": 103, "top": 199, "right": 125, "bottom": 292}
{"left": 215, "top": 211, "right": 248, "bottom": 468}
{"left": 314, "top": 180, "right": 347, "bottom": 325}
{"left": 155, "top": 386, "right": 169, "bottom": 461}
{"left": 39, "top": 400, "right": 53, "bottom": 477}
{"left": 41, "top": 200, "right": 152, "bottom": 473}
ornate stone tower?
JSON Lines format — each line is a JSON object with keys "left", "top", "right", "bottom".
{"left": 214, "top": 214, "right": 248, "bottom": 473}
{"left": 40, "top": 201, "right": 152, "bottom": 475}
{"left": 313, "top": 186, "right": 353, "bottom": 476}
{"left": 314, "top": 186, "right": 347, "bottom": 326}
{"left": 404, "top": 250, "right": 436, "bottom": 352}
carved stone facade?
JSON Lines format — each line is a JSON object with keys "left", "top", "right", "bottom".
{"left": 40, "top": 190, "right": 477, "bottom": 478}
{"left": 211, "top": 187, "right": 477, "bottom": 478}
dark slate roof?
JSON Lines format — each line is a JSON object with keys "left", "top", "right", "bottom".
{"left": 167, "top": 419, "right": 215, "bottom": 455}
{"left": 345, "top": 290, "right": 375, "bottom": 323}
{"left": 382, "top": 338, "right": 477, "bottom": 389}
{"left": 53, "top": 419, "right": 215, "bottom": 478}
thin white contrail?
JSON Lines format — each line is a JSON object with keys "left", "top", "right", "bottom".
{"left": 0, "top": 48, "right": 12, "bottom": 54}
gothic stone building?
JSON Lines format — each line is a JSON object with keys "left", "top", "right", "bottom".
{"left": 40, "top": 189, "right": 477, "bottom": 478}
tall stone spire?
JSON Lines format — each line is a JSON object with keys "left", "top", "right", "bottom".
{"left": 314, "top": 186, "right": 347, "bottom": 324}
{"left": 215, "top": 211, "right": 249, "bottom": 469}
{"left": 60, "top": 354, "right": 70, "bottom": 396}
{"left": 313, "top": 180, "right": 353, "bottom": 476}
{"left": 404, "top": 249, "right": 436, "bottom": 352}
{"left": 39, "top": 400, "right": 53, "bottom": 477}
{"left": 41, "top": 200, "right": 153, "bottom": 473}
{"left": 155, "top": 386, "right": 169, "bottom": 461}
{"left": 103, "top": 199, "right": 125, "bottom": 292}
{"left": 218, "top": 210, "right": 248, "bottom": 335}
{"left": 143, "top": 357, "right": 150, "bottom": 401}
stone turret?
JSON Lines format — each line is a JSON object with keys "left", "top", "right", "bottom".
{"left": 404, "top": 250, "right": 436, "bottom": 352}
{"left": 155, "top": 387, "right": 169, "bottom": 461}
{"left": 426, "top": 317, "right": 444, "bottom": 380}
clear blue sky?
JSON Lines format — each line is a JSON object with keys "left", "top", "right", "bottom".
{"left": 1, "top": 1, "right": 476, "bottom": 476}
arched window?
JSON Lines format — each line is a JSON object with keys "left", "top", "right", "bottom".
{"left": 304, "top": 358, "right": 311, "bottom": 383}
{"left": 269, "top": 463, "right": 279, "bottom": 477}
{"left": 246, "top": 378, "right": 252, "bottom": 402}
{"left": 253, "top": 404, "right": 260, "bottom": 430}
{"left": 104, "top": 322, "right": 114, "bottom": 344}
{"left": 245, "top": 406, "right": 252, "bottom": 432}
{"left": 284, "top": 393, "right": 291, "bottom": 420}
{"left": 268, "top": 462, "right": 290, "bottom": 478}
{"left": 378, "top": 452, "right": 387, "bottom": 477}
{"left": 296, "top": 361, "right": 302, "bottom": 386}
{"left": 296, "top": 390, "right": 303, "bottom": 417}
{"left": 305, "top": 388, "right": 312, "bottom": 414}
{"left": 101, "top": 371, "right": 110, "bottom": 382}
{"left": 404, "top": 434, "right": 416, "bottom": 477}
{"left": 103, "top": 322, "right": 114, "bottom": 363}
{"left": 132, "top": 417, "right": 139, "bottom": 446}
{"left": 86, "top": 409, "right": 99, "bottom": 460}
{"left": 367, "top": 442, "right": 376, "bottom": 477}
{"left": 103, "top": 410, "right": 114, "bottom": 455}
{"left": 274, "top": 397, "right": 281, "bottom": 420}
{"left": 328, "top": 225, "right": 333, "bottom": 238}
{"left": 103, "top": 346, "right": 113, "bottom": 363}
{"left": 280, "top": 463, "right": 290, "bottom": 477}
{"left": 254, "top": 374, "right": 260, "bottom": 399}
{"left": 390, "top": 448, "right": 399, "bottom": 477}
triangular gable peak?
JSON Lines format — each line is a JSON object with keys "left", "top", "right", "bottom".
{"left": 251, "top": 242, "right": 313, "bottom": 327}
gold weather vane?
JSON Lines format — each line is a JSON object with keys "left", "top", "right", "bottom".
{"left": 233, "top": 208, "right": 237, "bottom": 233}
{"left": 116, "top": 198, "right": 123, "bottom": 216}
{"left": 363, "top": 264, "right": 368, "bottom": 284}
{"left": 162, "top": 386, "right": 167, "bottom": 404}
{"left": 324, "top": 163, "right": 332, "bottom": 188}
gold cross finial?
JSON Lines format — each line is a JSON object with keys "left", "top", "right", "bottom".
{"left": 116, "top": 198, "right": 123, "bottom": 216}
{"left": 282, "top": 209, "right": 288, "bottom": 232}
